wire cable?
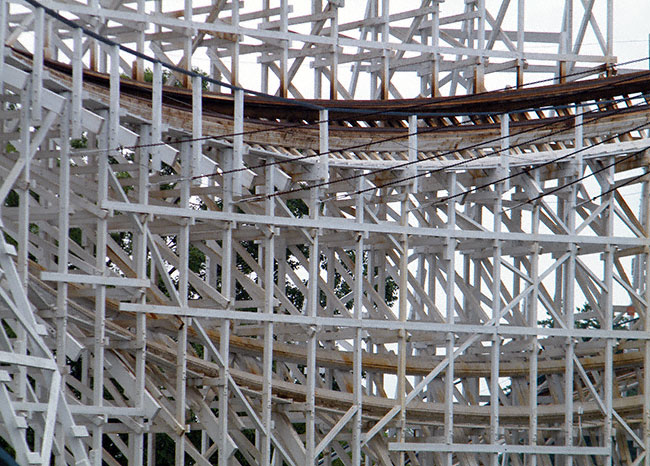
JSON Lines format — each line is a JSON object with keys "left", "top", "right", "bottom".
{"left": 24, "top": 0, "right": 648, "bottom": 113}
{"left": 418, "top": 120, "right": 650, "bottom": 211}
{"left": 239, "top": 98, "right": 650, "bottom": 203}
{"left": 77, "top": 89, "right": 646, "bottom": 189}
{"left": 108, "top": 60, "right": 650, "bottom": 159}
{"left": 577, "top": 171, "right": 649, "bottom": 208}
{"left": 17, "top": 0, "right": 650, "bottom": 211}
{"left": 505, "top": 147, "right": 649, "bottom": 213}
{"left": 22, "top": 0, "right": 650, "bottom": 163}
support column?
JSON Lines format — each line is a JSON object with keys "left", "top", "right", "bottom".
{"left": 91, "top": 44, "right": 119, "bottom": 466}
{"left": 219, "top": 189, "right": 233, "bottom": 465}
{"left": 559, "top": 0, "right": 573, "bottom": 81}
{"left": 517, "top": 0, "right": 525, "bottom": 87}
{"left": 528, "top": 169, "right": 541, "bottom": 466}
{"left": 352, "top": 174, "right": 365, "bottom": 466}
{"left": 232, "top": 0, "right": 240, "bottom": 90}
{"left": 380, "top": 0, "right": 390, "bottom": 99}
{"left": 71, "top": 27, "right": 83, "bottom": 140}
{"left": 397, "top": 191, "right": 409, "bottom": 466}
{"left": 603, "top": 156, "right": 615, "bottom": 466}
{"left": 219, "top": 123, "right": 234, "bottom": 465}
{"left": 183, "top": 0, "right": 192, "bottom": 88}
{"left": 329, "top": 2, "right": 338, "bottom": 100}
{"left": 32, "top": 7, "right": 43, "bottom": 122}
{"left": 261, "top": 163, "right": 275, "bottom": 466}
{"left": 430, "top": 2, "right": 440, "bottom": 97}
{"left": 55, "top": 99, "right": 71, "bottom": 455}
{"left": 444, "top": 172, "right": 457, "bottom": 466}
{"left": 261, "top": 0, "right": 269, "bottom": 93}
{"left": 307, "top": 109, "right": 328, "bottom": 464}
{"left": 151, "top": 61, "right": 163, "bottom": 170}
{"left": 643, "top": 164, "right": 650, "bottom": 466}
{"left": 134, "top": 0, "right": 145, "bottom": 81}
{"left": 14, "top": 78, "right": 31, "bottom": 420}
{"left": 280, "top": 0, "right": 289, "bottom": 97}
{"left": 175, "top": 138, "right": 191, "bottom": 465}
{"left": 232, "top": 89, "right": 244, "bottom": 197}
{"left": 606, "top": 0, "right": 614, "bottom": 74}
{"left": 17, "top": 88, "right": 31, "bottom": 286}
{"left": 0, "top": 0, "right": 6, "bottom": 97}
{"left": 489, "top": 113, "right": 509, "bottom": 466}
{"left": 131, "top": 123, "right": 150, "bottom": 466}
{"left": 562, "top": 107, "right": 583, "bottom": 466}
{"left": 474, "top": 0, "right": 486, "bottom": 92}
{"left": 312, "top": 0, "right": 322, "bottom": 98}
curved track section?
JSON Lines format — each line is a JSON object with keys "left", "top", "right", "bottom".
{"left": 1, "top": 1, "right": 650, "bottom": 465}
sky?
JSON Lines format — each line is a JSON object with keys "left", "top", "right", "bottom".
{"left": 217, "top": 0, "right": 650, "bottom": 98}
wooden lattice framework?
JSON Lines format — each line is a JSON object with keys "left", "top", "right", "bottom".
{"left": 1, "top": 1, "right": 650, "bottom": 465}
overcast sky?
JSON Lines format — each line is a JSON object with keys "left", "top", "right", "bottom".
{"left": 226, "top": 0, "right": 650, "bottom": 96}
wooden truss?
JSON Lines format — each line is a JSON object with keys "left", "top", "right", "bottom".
{"left": 1, "top": 1, "right": 649, "bottom": 465}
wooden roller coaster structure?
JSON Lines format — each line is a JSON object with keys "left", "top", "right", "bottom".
{"left": 1, "top": 1, "right": 650, "bottom": 465}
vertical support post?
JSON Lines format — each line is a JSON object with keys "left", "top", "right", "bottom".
{"left": 192, "top": 75, "right": 203, "bottom": 179}
{"left": 474, "top": 0, "right": 486, "bottom": 92}
{"left": 183, "top": 0, "right": 192, "bottom": 88}
{"left": 280, "top": 0, "right": 289, "bottom": 97}
{"left": 134, "top": 0, "right": 145, "bottom": 80}
{"left": 501, "top": 113, "right": 510, "bottom": 192}
{"left": 380, "top": 0, "right": 390, "bottom": 99}
{"left": 0, "top": 0, "right": 7, "bottom": 100}
{"left": 643, "top": 164, "right": 650, "bottom": 466}
{"left": 329, "top": 2, "right": 338, "bottom": 100}
{"left": 312, "top": 0, "right": 322, "bottom": 98}
{"left": 261, "top": 160, "right": 275, "bottom": 466}
{"left": 261, "top": 0, "right": 271, "bottom": 93}
{"left": 489, "top": 112, "right": 509, "bottom": 466}
{"left": 430, "top": 2, "right": 440, "bottom": 97}
{"left": 397, "top": 188, "right": 409, "bottom": 466}
{"left": 528, "top": 169, "right": 541, "bottom": 466}
{"left": 131, "top": 123, "right": 149, "bottom": 466}
{"left": 324, "top": 200, "right": 335, "bottom": 466}
{"left": 219, "top": 157, "right": 234, "bottom": 465}
{"left": 175, "top": 138, "right": 191, "bottom": 465}
{"left": 33, "top": 7, "right": 44, "bottom": 122}
{"left": 306, "top": 187, "right": 318, "bottom": 466}
{"left": 89, "top": 0, "right": 99, "bottom": 71}
{"left": 307, "top": 109, "right": 328, "bottom": 464}
{"left": 603, "top": 156, "right": 615, "bottom": 466}
{"left": 377, "top": 183, "right": 387, "bottom": 402}
{"left": 370, "top": 0, "right": 379, "bottom": 99}
{"left": 14, "top": 79, "right": 31, "bottom": 410}
{"left": 147, "top": 432, "right": 155, "bottom": 466}
{"left": 174, "top": 73, "right": 202, "bottom": 464}
{"left": 444, "top": 172, "right": 457, "bottom": 466}
{"left": 55, "top": 99, "right": 71, "bottom": 454}
{"left": 72, "top": 27, "right": 83, "bottom": 139}
{"left": 408, "top": 115, "right": 418, "bottom": 191}
{"left": 232, "top": 88, "right": 244, "bottom": 197}
{"left": 517, "top": 0, "right": 525, "bottom": 87}
{"left": 562, "top": 107, "right": 583, "bottom": 466}
{"left": 606, "top": 0, "right": 614, "bottom": 74}
{"left": 232, "top": 0, "right": 240, "bottom": 89}
{"left": 17, "top": 83, "right": 30, "bottom": 292}
{"left": 44, "top": 15, "right": 52, "bottom": 60}
{"left": 89, "top": 39, "right": 97, "bottom": 72}
{"left": 151, "top": 61, "right": 162, "bottom": 171}
{"left": 559, "top": 0, "right": 573, "bottom": 82}
{"left": 352, "top": 174, "right": 365, "bottom": 466}
{"left": 91, "top": 43, "right": 119, "bottom": 466}
{"left": 319, "top": 109, "right": 329, "bottom": 182}
{"left": 108, "top": 45, "right": 120, "bottom": 153}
